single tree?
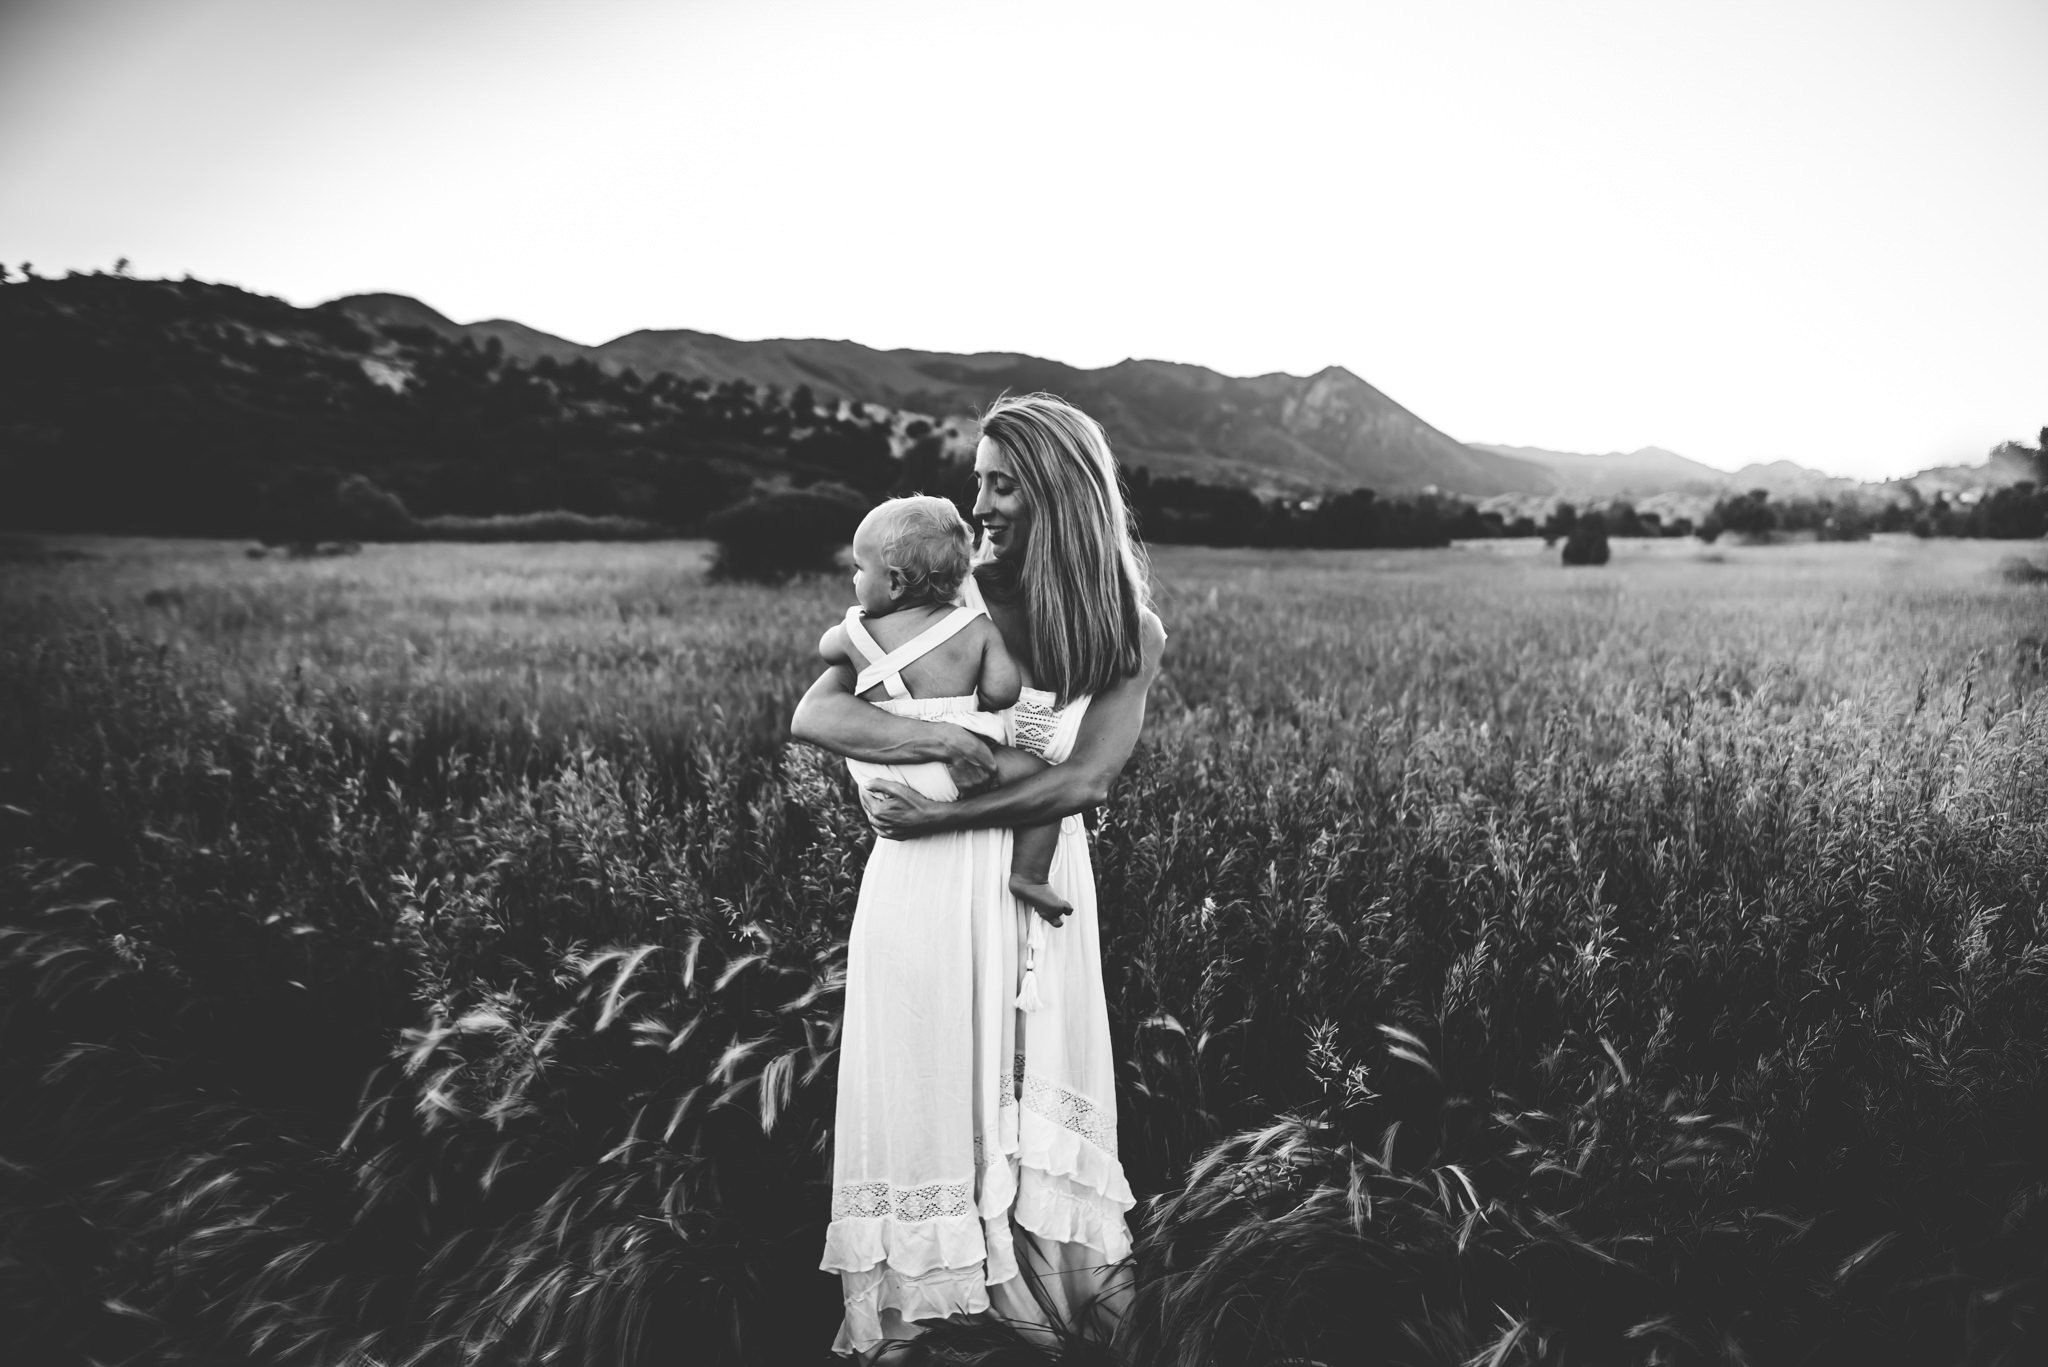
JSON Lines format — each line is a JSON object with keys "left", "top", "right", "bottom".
{"left": 704, "top": 483, "right": 866, "bottom": 581}
{"left": 1605, "top": 501, "right": 1648, "bottom": 537}
{"left": 1561, "top": 511, "right": 1611, "bottom": 565}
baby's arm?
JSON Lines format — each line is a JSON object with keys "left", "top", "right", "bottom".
{"left": 974, "top": 620, "right": 1024, "bottom": 712}
{"left": 992, "top": 744, "right": 1048, "bottom": 786}
{"left": 818, "top": 621, "right": 858, "bottom": 671}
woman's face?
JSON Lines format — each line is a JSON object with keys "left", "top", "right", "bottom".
{"left": 972, "top": 436, "right": 1032, "bottom": 562}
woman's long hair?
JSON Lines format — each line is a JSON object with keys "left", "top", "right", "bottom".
{"left": 977, "top": 393, "right": 1150, "bottom": 706}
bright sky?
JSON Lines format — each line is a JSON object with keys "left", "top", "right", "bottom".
{"left": 3, "top": 0, "right": 2043, "bottom": 479}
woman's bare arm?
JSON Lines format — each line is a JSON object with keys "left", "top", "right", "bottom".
{"left": 790, "top": 663, "right": 1001, "bottom": 787}
{"left": 864, "top": 609, "right": 1167, "bottom": 838}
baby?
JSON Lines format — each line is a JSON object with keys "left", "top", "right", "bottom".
{"left": 817, "top": 495, "right": 1070, "bottom": 924}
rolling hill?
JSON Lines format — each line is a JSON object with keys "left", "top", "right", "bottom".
{"left": 13, "top": 272, "right": 2032, "bottom": 544}
{"left": 333, "top": 294, "right": 1557, "bottom": 497}
{"left": 0, "top": 273, "right": 904, "bottom": 537}
{"left": 1892, "top": 442, "right": 2043, "bottom": 499}
{"left": 1471, "top": 442, "right": 1734, "bottom": 497}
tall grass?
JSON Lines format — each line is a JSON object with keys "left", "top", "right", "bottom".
{"left": 2, "top": 535, "right": 2045, "bottom": 1365}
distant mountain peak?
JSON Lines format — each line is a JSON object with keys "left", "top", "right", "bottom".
{"left": 330, "top": 292, "right": 459, "bottom": 331}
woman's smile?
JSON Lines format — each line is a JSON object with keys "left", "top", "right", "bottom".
{"left": 972, "top": 436, "right": 1032, "bottom": 560}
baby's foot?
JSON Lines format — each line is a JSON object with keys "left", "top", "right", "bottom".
{"left": 1011, "top": 875, "right": 1072, "bottom": 926}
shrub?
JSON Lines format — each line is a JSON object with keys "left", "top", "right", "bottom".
{"left": 256, "top": 470, "right": 417, "bottom": 544}
{"left": 411, "top": 510, "right": 667, "bottom": 541}
{"left": 254, "top": 473, "right": 669, "bottom": 545}
{"left": 1604, "top": 501, "right": 1649, "bottom": 537}
{"left": 1561, "top": 512, "right": 1611, "bottom": 565}
{"left": 1817, "top": 512, "right": 1873, "bottom": 541}
{"left": 704, "top": 483, "right": 867, "bottom": 582}
{"left": 332, "top": 474, "right": 420, "bottom": 540}
{"left": 1716, "top": 489, "right": 1778, "bottom": 538}
{"left": 1970, "top": 483, "right": 2048, "bottom": 540}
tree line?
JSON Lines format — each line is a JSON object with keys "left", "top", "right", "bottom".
{"left": 0, "top": 269, "right": 900, "bottom": 542}
{"left": 3, "top": 268, "right": 2041, "bottom": 554}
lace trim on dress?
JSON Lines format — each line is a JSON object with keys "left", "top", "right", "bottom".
{"left": 831, "top": 1179, "right": 976, "bottom": 1222}
{"left": 1012, "top": 699, "right": 1060, "bottom": 759}
{"left": 1021, "top": 1073, "right": 1117, "bottom": 1153}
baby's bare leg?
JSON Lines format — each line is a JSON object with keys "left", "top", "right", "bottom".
{"left": 1011, "top": 825, "right": 1068, "bottom": 924}
{"left": 993, "top": 747, "right": 1072, "bottom": 925}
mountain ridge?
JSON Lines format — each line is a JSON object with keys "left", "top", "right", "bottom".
{"left": 1471, "top": 442, "right": 1735, "bottom": 497}
{"left": 1474, "top": 441, "right": 2032, "bottom": 503}
{"left": 333, "top": 293, "right": 1556, "bottom": 497}
{"left": 333, "top": 293, "right": 2034, "bottom": 503}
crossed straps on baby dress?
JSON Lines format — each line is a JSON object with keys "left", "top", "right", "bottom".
{"left": 842, "top": 604, "right": 982, "bottom": 700}
{"left": 844, "top": 603, "right": 1065, "bottom": 1016}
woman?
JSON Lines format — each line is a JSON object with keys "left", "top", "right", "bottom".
{"left": 792, "top": 393, "right": 1167, "bottom": 1357}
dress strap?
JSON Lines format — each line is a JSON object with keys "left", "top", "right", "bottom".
{"left": 851, "top": 605, "right": 984, "bottom": 700}
{"left": 843, "top": 607, "right": 907, "bottom": 700}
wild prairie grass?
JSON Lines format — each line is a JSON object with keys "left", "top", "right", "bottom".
{"left": 2, "top": 534, "right": 2045, "bottom": 1366}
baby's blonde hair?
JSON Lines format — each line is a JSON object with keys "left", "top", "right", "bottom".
{"left": 861, "top": 495, "right": 974, "bottom": 608}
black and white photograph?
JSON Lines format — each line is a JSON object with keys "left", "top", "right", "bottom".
{"left": 3, "top": 1, "right": 2046, "bottom": 1362}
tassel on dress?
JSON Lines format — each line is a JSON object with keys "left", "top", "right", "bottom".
{"left": 1016, "top": 916, "right": 1047, "bottom": 1013}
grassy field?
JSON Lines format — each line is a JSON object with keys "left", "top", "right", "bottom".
{"left": 3, "top": 533, "right": 2046, "bottom": 1366}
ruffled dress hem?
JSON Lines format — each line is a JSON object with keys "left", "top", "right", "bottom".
{"left": 833, "top": 1263, "right": 992, "bottom": 1356}
{"left": 823, "top": 1133, "right": 1134, "bottom": 1355}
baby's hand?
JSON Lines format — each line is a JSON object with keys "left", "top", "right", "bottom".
{"left": 942, "top": 731, "right": 999, "bottom": 796}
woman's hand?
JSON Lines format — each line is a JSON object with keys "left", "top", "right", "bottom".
{"left": 792, "top": 665, "right": 999, "bottom": 780}
{"left": 863, "top": 780, "right": 946, "bottom": 839}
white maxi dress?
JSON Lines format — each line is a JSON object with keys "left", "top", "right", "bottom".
{"left": 823, "top": 599, "right": 1134, "bottom": 1357}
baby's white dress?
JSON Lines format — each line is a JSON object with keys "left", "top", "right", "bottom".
{"left": 822, "top": 598, "right": 1134, "bottom": 1356}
